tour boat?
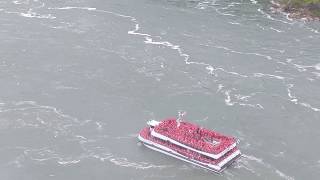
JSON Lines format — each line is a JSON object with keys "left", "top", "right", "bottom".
{"left": 138, "top": 119, "right": 241, "bottom": 173}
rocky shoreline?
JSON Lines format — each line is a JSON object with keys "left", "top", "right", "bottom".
{"left": 271, "top": 0, "right": 320, "bottom": 21}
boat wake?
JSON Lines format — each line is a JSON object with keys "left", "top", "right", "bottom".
{"left": 235, "top": 154, "right": 295, "bottom": 180}
{"left": 0, "top": 100, "right": 170, "bottom": 171}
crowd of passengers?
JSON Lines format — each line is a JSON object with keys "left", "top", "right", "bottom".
{"left": 153, "top": 119, "right": 235, "bottom": 154}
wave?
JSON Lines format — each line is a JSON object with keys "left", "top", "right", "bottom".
{"left": 286, "top": 84, "right": 320, "bottom": 112}
{"left": 238, "top": 154, "right": 295, "bottom": 180}
{"left": 275, "top": 170, "right": 295, "bottom": 180}
{"left": 109, "top": 157, "right": 170, "bottom": 170}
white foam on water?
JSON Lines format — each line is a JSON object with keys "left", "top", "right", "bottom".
{"left": 90, "top": 153, "right": 113, "bottom": 162}
{"left": 217, "top": 84, "right": 224, "bottom": 92}
{"left": 5, "top": 1, "right": 56, "bottom": 19}
{"left": 4, "top": 9, "right": 56, "bottom": 19}
{"left": 312, "top": 72, "right": 320, "bottom": 77}
{"left": 256, "top": 23, "right": 266, "bottom": 30}
{"left": 206, "top": 65, "right": 248, "bottom": 78}
{"left": 88, "top": 150, "right": 171, "bottom": 170}
{"left": 293, "top": 64, "right": 310, "bottom": 72}
{"left": 242, "top": 154, "right": 266, "bottom": 165}
{"left": 58, "top": 159, "right": 81, "bottom": 165}
{"left": 21, "top": 146, "right": 83, "bottom": 166}
{"left": 224, "top": 90, "right": 235, "bottom": 106}
{"left": 12, "top": 0, "right": 31, "bottom": 5}
{"left": 239, "top": 103, "right": 264, "bottom": 109}
{"left": 0, "top": 100, "right": 100, "bottom": 167}
{"left": 272, "top": 151, "right": 285, "bottom": 158}
{"left": 0, "top": 100, "right": 166, "bottom": 171}
{"left": 234, "top": 155, "right": 260, "bottom": 175}
{"left": 239, "top": 154, "right": 295, "bottom": 179}
{"left": 253, "top": 73, "right": 285, "bottom": 80}
{"left": 228, "top": 21, "right": 241, "bottom": 25}
{"left": 49, "top": 7, "right": 96, "bottom": 11}
{"left": 120, "top": 9, "right": 254, "bottom": 81}
{"left": 55, "top": 85, "right": 79, "bottom": 90}
{"left": 285, "top": 58, "right": 320, "bottom": 75}
{"left": 0, "top": 101, "right": 81, "bottom": 125}
{"left": 19, "top": 11, "right": 55, "bottom": 19}
{"left": 305, "top": 26, "right": 320, "bottom": 34}
{"left": 250, "top": 0, "right": 258, "bottom": 4}
{"left": 223, "top": 90, "right": 264, "bottom": 109}
{"left": 115, "top": 134, "right": 138, "bottom": 139}
{"left": 214, "top": 8, "right": 236, "bottom": 17}
{"left": 7, "top": 155, "right": 25, "bottom": 168}
{"left": 213, "top": 45, "right": 273, "bottom": 61}
{"left": 195, "top": 1, "right": 210, "bottom": 10}
{"left": 50, "top": 5, "right": 254, "bottom": 85}
{"left": 257, "top": 8, "right": 294, "bottom": 25}
{"left": 315, "top": 63, "right": 320, "bottom": 71}
{"left": 275, "top": 169, "right": 295, "bottom": 180}
{"left": 286, "top": 84, "right": 320, "bottom": 112}
{"left": 235, "top": 94, "right": 251, "bottom": 101}
{"left": 270, "top": 27, "right": 284, "bottom": 33}
{"left": 109, "top": 157, "right": 169, "bottom": 170}
{"left": 286, "top": 84, "right": 297, "bottom": 102}
{"left": 95, "top": 122, "right": 103, "bottom": 130}
{"left": 212, "top": 1, "right": 244, "bottom": 17}
{"left": 299, "top": 102, "right": 320, "bottom": 112}
{"left": 12, "top": 0, "right": 23, "bottom": 5}
{"left": 49, "top": 6, "right": 133, "bottom": 20}
{"left": 223, "top": 170, "right": 235, "bottom": 179}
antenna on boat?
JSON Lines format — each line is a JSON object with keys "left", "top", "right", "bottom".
{"left": 177, "top": 111, "right": 186, "bottom": 127}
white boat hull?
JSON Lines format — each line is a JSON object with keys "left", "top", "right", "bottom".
{"left": 138, "top": 135, "right": 241, "bottom": 173}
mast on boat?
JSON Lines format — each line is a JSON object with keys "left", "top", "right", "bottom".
{"left": 177, "top": 111, "right": 186, "bottom": 127}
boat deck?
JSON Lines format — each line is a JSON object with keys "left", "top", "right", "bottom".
{"left": 153, "top": 119, "right": 236, "bottom": 155}
{"left": 140, "top": 127, "right": 240, "bottom": 166}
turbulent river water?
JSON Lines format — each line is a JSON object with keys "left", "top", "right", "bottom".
{"left": 0, "top": 0, "right": 320, "bottom": 179}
